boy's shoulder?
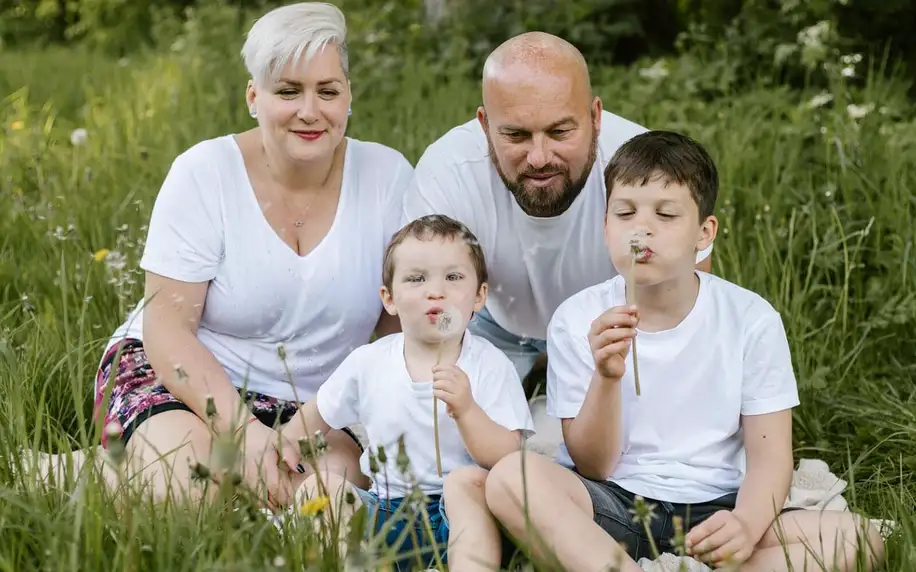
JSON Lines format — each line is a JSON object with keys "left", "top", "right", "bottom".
{"left": 549, "top": 278, "right": 621, "bottom": 340}
{"left": 462, "top": 330, "right": 518, "bottom": 368}
{"left": 700, "top": 272, "right": 783, "bottom": 327}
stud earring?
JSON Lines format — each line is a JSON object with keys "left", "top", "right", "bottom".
{"left": 348, "top": 106, "right": 352, "bottom": 117}
{"left": 249, "top": 108, "right": 257, "bottom": 118}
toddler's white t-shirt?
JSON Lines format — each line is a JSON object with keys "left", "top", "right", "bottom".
{"left": 106, "top": 135, "right": 412, "bottom": 401}
{"left": 316, "top": 331, "right": 536, "bottom": 499}
{"left": 402, "top": 111, "right": 713, "bottom": 342}
{"left": 546, "top": 272, "right": 799, "bottom": 504}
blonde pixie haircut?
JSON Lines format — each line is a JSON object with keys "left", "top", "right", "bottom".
{"left": 241, "top": 2, "right": 349, "bottom": 87}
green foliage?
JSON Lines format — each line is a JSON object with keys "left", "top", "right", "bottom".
{"left": 0, "top": 0, "right": 915, "bottom": 568}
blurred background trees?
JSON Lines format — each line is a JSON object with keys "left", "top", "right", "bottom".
{"left": 1, "top": 0, "right": 914, "bottom": 97}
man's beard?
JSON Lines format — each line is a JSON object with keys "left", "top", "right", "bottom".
{"left": 488, "top": 132, "right": 598, "bottom": 218}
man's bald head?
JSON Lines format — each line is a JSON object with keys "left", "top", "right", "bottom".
{"left": 477, "top": 32, "right": 602, "bottom": 218}
{"left": 481, "top": 32, "right": 592, "bottom": 107}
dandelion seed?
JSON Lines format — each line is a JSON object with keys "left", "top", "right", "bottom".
{"left": 70, "top": 128, "right": 88, "bottom": 146}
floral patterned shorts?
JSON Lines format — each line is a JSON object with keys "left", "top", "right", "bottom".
{"left": 93, "top": 338, "right": 362, "bottom": 450}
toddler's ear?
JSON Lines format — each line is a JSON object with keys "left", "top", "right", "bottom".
{"left": 473, "top": 282, "right": 489, "bottom": 312}
{"left": 696, "top": 215, "right": 719, "bottom": 253}
{"left": 379, "top": 286, "right": 398, "bottom": 316}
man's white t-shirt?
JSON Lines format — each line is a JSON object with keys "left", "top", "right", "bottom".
{"left": 402, "top": 110, "right": 714, "bottom": 341}
{"left": 106, "top": 135, "right": 413, "bottom": 402}
{"left": 316, "top": 331, "right": 536, "bottom": 499}
{"left": 546, "top": 272, "right": 800, "bottom": 504}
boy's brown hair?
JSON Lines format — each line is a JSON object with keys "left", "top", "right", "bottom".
{"left": 382, "top": 214, "right": 488, "bottom": 292}
{"left": 604, "top": 130, "right": 719, "bottom": 220}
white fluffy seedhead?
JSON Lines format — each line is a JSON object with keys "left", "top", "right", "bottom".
{"left": 241, "top": 2, "right": 349, "bottom": 87}
{"left": 436, "top": 307, "right": 460, "bottom": 336}
{"left": 626, "top": 228, "right": 649, "bottom": 253}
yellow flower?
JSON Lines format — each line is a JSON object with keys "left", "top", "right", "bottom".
{"left": 93, "top": 248, "right": 110, "bottom": 262}
{"left": 10, "top": 120, "right": 24, "bottom": 131}
{"left": 299, "top": 496, "right": 330, "bottom": 517}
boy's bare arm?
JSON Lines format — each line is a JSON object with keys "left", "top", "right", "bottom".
{"left": 732, "top": 409, "right": 794, "bottom": 542}
{"left": 454, "top": 407, "right": 521, "bottom": 469}
{"left": 561, "top": 371, "right": 624, "bottom": 480}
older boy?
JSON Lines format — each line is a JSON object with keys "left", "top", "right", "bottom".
{"left": 484, "top": 131, "right": 885, "bottom": 571}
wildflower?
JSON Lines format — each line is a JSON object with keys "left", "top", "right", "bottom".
{"left": 70, "top": 128, "right": 88, "bottom": 146}
{"left": 299, "top": 495, "right": 330, "bottom": 517}
{"left": 806, "top": 92, "right": 833, "bottom": 109}
{"left": 847, "top": 103, "right": 875, "bottom": 120}
{"left": 638, "top": 60, "right": 669, "bottom": 81}
{"left": 10, "top": 120, "right": 24, "bottom": 131}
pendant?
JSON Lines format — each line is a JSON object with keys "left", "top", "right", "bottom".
{"left": 294, "top": 220, "right": 304, "bottom": 228}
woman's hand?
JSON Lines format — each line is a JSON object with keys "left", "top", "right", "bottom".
{"left": 240, "top": 422, "right": 303, "bottom": 509}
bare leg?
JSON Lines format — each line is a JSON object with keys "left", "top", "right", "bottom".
{"left": 288, "top": 428, "right": 369, "bottom": 493}
{"left": 485, "top": 450, "right": 641, "bottom": 572}
{"left": 745, "top": 510, "right": 886, "bottom": 572}
{"left": 295, "top": 471, "right": 363, "bottom": 560}
{"left": 443, "top": 466, "right": 501, "bottom": 571}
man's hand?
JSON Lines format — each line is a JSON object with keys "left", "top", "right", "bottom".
{"left": 685, "top": 510, "right": 755, "bottom": 568}
{"left": 588, "top": 305, "right": 638, "bottom": 380}
{"left": 432, "top": 364, "right": 474, "bottom": 419}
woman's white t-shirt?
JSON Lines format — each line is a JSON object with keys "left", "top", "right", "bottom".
{"left": 105, "top": 135, "right": 413, "bottom": 401}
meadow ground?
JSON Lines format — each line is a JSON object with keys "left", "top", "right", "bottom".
{"left": 1, "top": 45, "right": 914, "bottom": 570}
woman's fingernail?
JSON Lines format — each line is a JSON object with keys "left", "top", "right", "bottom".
{"left": 297, "top": 464, "right": 305, "bottom": 473}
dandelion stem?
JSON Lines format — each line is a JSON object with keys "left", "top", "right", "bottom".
{"left": 628, "top": 250, "right": 642, "bottom": 397}
{"left": 433, "top": 341, "right": 443, "bottom": 478}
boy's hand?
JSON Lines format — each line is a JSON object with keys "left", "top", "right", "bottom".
{"left": 685, "top": 510, "right": 754, "bottom": 567}
{"left": 432, "top": 365, "right": 474, "bottom": 419}
{"left": 588, "top": 305, "right": 638, "bottom": 380}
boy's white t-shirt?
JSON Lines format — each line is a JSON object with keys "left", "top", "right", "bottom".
{"left": 106, "top": 135, "right": 413, "bottom": 402}
{"left": 316, "top": 331, "right": 536, "bottom": 499}
{"left": 546, "top": 272, "right": 799, "bottom": 504}
{"left": 402, "top": 110, "right": 713, "bottom": 342}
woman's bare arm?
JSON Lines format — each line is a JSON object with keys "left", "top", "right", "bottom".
{"left": 141, "top": 271, "right": 250, "bottom": 434}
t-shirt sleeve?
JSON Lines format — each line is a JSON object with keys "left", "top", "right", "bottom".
{"left": 315, "top": 347, "right": 364, "bottom": 429}
{"left": 545, "top": 314, "right": 595, "bottom": 419}
{"left": 741, "top": 310, "right": 800, "bottom": 415}
{"left": 473, "top": 351, "right": 536, "bottom": 438}
{"left": 401, "top": 142, "right": 479, "bottom": 231}
{"left": 380, "top": 152, "right": 414, "bottom": 244}
{"left": 139, "top": 150, "right": 224, "bottom": 282}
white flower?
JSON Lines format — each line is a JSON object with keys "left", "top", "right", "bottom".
{"left": 807, "top": 92, "right": 833, "bottom": 108}
{"left": 841, "top": 66, "right": 855, "bottom": 78}
{"left": 70, "top": 128, "right": 88, "bottom": 146}
{"left": 797, "top": 21, "right": 830, "bottom": 48}
{"left": 638, "top": 60, "right": 669, "bottom": 81}
{"left": 847, "top": 103, "right": 875, "bottom": 120}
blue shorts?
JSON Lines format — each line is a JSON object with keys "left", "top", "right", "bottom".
{"left": 356, "top": 488, "right": 450, "bottom": 570}
{"left": 468, "top": 306, "right": 547, "bottom": 381}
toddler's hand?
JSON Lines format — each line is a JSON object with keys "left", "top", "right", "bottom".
{"left": 432, "top": 365, "right": 473, "bottom": 419}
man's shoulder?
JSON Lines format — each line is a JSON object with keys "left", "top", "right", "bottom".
{"left": 549, "top": 278, "right": 620, "bottom": 338}
{"left": 418, "top": 117, "right": 490, "bottom": 167}
{"left": 597, "top": 110, "right": 649, "bottom": 157}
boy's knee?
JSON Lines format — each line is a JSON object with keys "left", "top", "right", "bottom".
{"left": 484, "top": 450, "right": 526, "bottom": 518}
{"left": 444, "top": 465, "right": 488, "bottom": 498}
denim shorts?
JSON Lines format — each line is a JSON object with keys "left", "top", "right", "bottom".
{"left": 468, "top": 306, "right": 547, "bottom": 382}
{"left": 356, "top": 489, "right": 450, "bottom": 570}
{"left": 575, "top": 475, "right": 803, "bottom": 561}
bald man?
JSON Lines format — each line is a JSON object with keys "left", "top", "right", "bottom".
{"left": 402, "top": 32, "right": 712, "bottom": 384}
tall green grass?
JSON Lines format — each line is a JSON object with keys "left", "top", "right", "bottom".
{"left": 1, "top": 43, "right": 914, "bottom": 569}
